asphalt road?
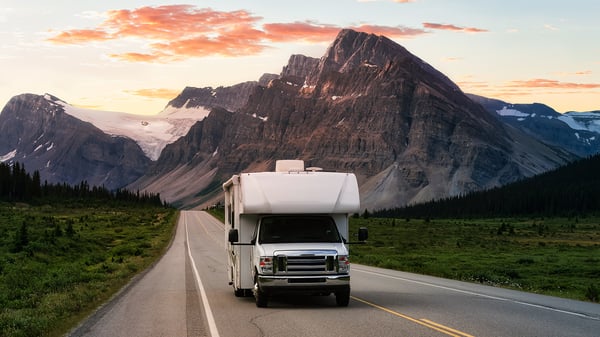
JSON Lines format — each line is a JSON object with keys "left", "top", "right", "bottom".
{"left": 70, "top": 210, "right": 600, "bottom": 337}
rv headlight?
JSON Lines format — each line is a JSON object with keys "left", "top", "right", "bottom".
{"left": 259, "top": 256, "right": 274, "bottom": 274}
{"left": 337, "top": 255, "right": 350, "bottom": 273}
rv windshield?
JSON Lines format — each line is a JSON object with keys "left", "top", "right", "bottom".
{"left": 258, "top": 216, "right": 341, "bottom": 244}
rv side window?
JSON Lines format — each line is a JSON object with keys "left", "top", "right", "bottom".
{"left": 258, "top": 216, "right": 341, "bottom": 244}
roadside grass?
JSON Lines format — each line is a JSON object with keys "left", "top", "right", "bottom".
{"left": 349, "top": 216, "right": 600, "bottom": 302}
{"left": 0, "top": 201, "right": 178, "bottom": 337}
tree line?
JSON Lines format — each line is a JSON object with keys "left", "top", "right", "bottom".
{"left": 374, "top": 154, "right": 600, "bottom": 219}
{"left": 0, "top": 161, "right": 165, "bottom": 206}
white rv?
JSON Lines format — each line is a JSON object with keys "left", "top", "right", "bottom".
{"left": 223, "top": 160, "right": 367, "bottom": 307}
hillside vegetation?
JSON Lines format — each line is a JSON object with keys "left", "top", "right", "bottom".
{"left": 0, "top": 162, "right": 177, "bottom": 337}
{"left": 349, "top": 216, "right": 600, "bottom": 302}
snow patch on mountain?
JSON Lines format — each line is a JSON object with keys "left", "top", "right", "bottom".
{"left": 497, "top": 106, "right": 600, "bottom": 135}
{"left": 0, "top": 149, "right": 17, "bottom": 162}
{"left": 557, "top": 115, "right": 589, "bottom": 131}
{"left": 496, "top": 106, "right": 529, "bottom": 117}
{"left": 563, "top": 112, "right": 600, "bottom": 133}
{"left": 44, "top": 95, "right": 209, "bottom": 160}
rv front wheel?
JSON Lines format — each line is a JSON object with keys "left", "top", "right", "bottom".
{"left": 335, "top": 289, "right": 350, "bottom": 307}
{"left": 253, "top": 277, "right": 268, "bottom": 307}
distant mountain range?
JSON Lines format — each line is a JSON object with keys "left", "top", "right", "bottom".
{"left": 1, "top": 29, "right": 595, "bottom": 210}
{"left": 468, "top": 94, "right": 600, "bottom": 157}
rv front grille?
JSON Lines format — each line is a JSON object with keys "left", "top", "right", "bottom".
{"left": 274, "top": 251, "right": 339, "bottom": 275}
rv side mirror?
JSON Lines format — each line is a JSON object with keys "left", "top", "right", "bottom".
{"left": 228, "top": 229, "right": 239, "bottom": 243}
{"left": 358, "top": 227, "right": 368, "bottom": 241}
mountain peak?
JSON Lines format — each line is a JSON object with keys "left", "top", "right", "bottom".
{"left": 306, "top": 29, "right": 458, "bottom": 92}
{"left": 327, "top": 29, "right": 406, "bottom": 69}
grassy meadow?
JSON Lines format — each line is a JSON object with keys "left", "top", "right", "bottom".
{"left": 0, "top": 201, "right": 178, "bottom": 337}
{"left": 349, "top": 216, "right": 600, "bottom": 302}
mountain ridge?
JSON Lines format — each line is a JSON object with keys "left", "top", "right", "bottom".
{"left": 0, "top": 93, "right": 150, "bottom": 189}
{"left": 129, "top": 29, "right": 574, "bottom": 210}
{"left": 0, "top": 29, "right": 583, "bottom": 210}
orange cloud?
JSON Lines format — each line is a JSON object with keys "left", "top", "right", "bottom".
{"left": 47, "top": 5, "right": 428, "bottom": 63}
{"left": 104, "top": 5, "right": 261, "bottom": 40}
{"left": 264, "top": 22, "right": 427, "bottom": 42}
{"left": 423, "top": 22, "right": 488, "bottom": 33}
{"left": 263, "top": 22, "right": 341, "bottom": 42}
{"left": 508, "top": 79, "right": 600, "bottom": 89}
{"left": 125, "top": 88, "right": 181, "bottom": 99}
{"left": 456, "top": 80, "right": 492, "bottom": 90}
{"left": 110, "top": 51, "right": 174, "bottom": 63}
{"left": 47, "top": 29, "right": 111, "bottom": 44}
{"left": 49, "top": 6, "right": 268, "bottom": 62}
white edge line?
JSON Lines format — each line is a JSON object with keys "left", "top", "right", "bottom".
{"left": 353, "top": 267, "right": 599, "bottom": 321}
{"left": 185, "top": 214, "right": 221, "bottom": 337}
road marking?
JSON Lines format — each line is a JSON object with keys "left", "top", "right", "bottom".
{"left": 352, "top": 296, "right": 474, "bottom": 337}
{"left": 353, "top": 267, "right": 599, "bottom": 321}
{"left": 185, "top": 214, "right": 221, "bottom": 337}
{"left": 193, "top": 212, "right": 224, "bottom": 248}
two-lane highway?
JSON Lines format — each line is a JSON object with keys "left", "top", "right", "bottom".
{"left": 70, "top": 211, "right": 600, "bottom": 337}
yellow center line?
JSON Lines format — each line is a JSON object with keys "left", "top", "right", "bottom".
{"left": 420, "top": 319, "right": 475, "bottom": 337}
{"left": 351, "top": 296, "right": 475, "bottom": 337}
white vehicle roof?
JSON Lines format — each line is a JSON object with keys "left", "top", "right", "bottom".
{"left": 238, "top": 171, "right": 360, "bottom": 214}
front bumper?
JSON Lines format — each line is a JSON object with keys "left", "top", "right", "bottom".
{"left": 258, "top": 274, "right": 350, "bottom": 293}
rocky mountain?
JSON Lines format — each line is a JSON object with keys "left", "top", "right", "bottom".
{"left": 165, "top": 79, "right": 270, "bottom": 114}
{"left": 0, "top": 94, "right": 150, "bottom": 189}
{"left": 0, "top": 74, "right": 271, "bottom": 189}
{"left": 468, "top": 94, "right": 600, "bottom": 157}
{"left": 130, "top": 29, "right": 575, "bottom": 210}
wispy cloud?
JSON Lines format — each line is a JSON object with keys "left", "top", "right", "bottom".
{"left": 443, "top": 57, "right": 462, "bottom": 62}
{"left": 263, "top": 21, "right": 341, "bottom": 43}
{"left": 423, "top": 22, "right": 488, "bottom": 33}
{"left": 47, "top": 29, "right": 111, "bottom": 44}
{"left": 47, "top": 5, "right": 427, "bottom": 63}
{"left": 508, "top": 78, "right": 600, "bottom": 89}
{"left": 352, "top": 24, "right": 426, "bottom": 38}
{"left": 554, "top": 70, "right": 593, "bottom": 77}
{"left": 125, "top": 88, "right": 181, "bottom": 99}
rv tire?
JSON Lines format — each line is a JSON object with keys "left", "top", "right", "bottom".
{"left": 254, "top": 277, "right": 268, "bottom": 307}
{"left": 335, "top": 289, "right": 350, "bottom": 307}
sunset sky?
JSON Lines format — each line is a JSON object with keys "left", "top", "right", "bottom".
{"left": 1, "top": 0, "right": 599, "bottom": 115}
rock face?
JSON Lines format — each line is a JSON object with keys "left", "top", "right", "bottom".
{"left": 131, "top": 29, "right": 573, "bottom": 210}
{"left": 0, "top": 94, "right": 150, "bottom": 189}
{"left": 166, "top": 81, "right": 262, "bottom": 113}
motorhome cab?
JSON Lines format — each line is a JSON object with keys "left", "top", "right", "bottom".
{"left": 223, "top": 160, "right": 367, "bottom": 307}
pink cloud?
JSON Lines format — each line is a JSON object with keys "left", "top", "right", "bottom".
{"left": 46, "top": 29, "right": 111, "bottom": 44}
{"left": 46, "top": 5, "right": 428, "bottom": 63}
{"left": 263, "top": 22, "right": 342, "bottom": 43}
{"left": 125, "top": 88, "right": 181, "bottom": 99}
{"left": 352, "top": 24, "right": 427, "bottom": 39}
